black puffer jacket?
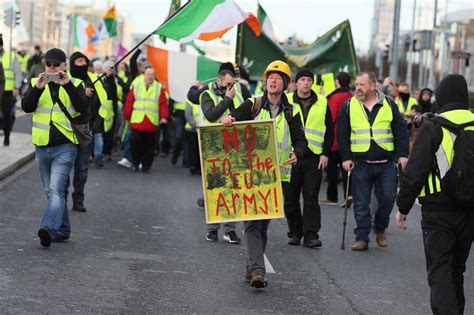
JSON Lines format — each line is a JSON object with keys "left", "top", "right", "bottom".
{"left": 397, "top": 74, "right": 472, "bottom": 214}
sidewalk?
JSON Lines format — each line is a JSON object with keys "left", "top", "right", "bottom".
{"left": 0, "top": 132, "right": 35, "bottom": 181}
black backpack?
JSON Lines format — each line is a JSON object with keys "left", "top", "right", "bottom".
{"left": 432, "top": 116, "right": 474, "bottom": 203}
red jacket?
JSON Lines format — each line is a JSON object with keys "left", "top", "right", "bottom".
{"left": 124, "top": 83, "right": 168, "bottom": 133}
{"left": 327, "top": 88, "right": 353, "bottom": 151}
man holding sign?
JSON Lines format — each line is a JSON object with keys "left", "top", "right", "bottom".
{"left": 221, "top": 60, "right": 307, "bottom": 288}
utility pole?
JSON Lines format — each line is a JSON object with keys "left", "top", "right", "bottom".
{"left": 406, "top": 0, "right": 417, "bottom": 89}
{"left": 389, "top": 0, "right": 401, "bottom": 81}
{"left": 427, "top": 0, "right": 438, "bottom": 89}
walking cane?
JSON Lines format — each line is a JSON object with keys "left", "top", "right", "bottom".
{"left": 341, "top": 170, "right": 352, "bottom": 250}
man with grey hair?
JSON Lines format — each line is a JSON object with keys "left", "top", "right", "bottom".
{"left": 337, "top": 71, "right": 409, "bottom": 251}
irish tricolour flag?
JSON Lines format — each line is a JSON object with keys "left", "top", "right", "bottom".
{"left": 147, "top": 45, "right": 220, "bottom": 103}
{"left": 153, "top": 0, "right": 248, "bottom": 43}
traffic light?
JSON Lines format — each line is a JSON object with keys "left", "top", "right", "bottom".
{"left": 4, "top": 8, "right": 13, "bottom": 27}
{"left": 15, "top": 11, "right": 20, "bottom": 26}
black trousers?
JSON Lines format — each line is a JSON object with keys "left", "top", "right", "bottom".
{"left": 103, "top": 128, "right": 115, "bottom": 156}
{"left": 1, "top": 91, "right": 14, "bottom": 138}
{"left": 186, "top": 131, "right": 201, "bottom": 173}
{"left": 155, "top": 123, "right": 170, "bottom": 155}
{"left": 131, "top": 130, "right": 156, "bottom": 172}
{"left": 326, "top": 150, "right": 351, "bottom": 202}
{"left": 421, "top": 208, "right": 474, "bottom": 315}
{"left": 283, "top": 154, "right": 322, "bottom": 239}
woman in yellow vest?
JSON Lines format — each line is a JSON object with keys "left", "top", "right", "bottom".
{"left": 124, "top": 67, "right": 168, "bottom": 173}
{"left": 20, "top": 48, "right": 88, "bottom": 248}
{"left": 221, "top": 60, "right": 308, "bottom": 288}
{"left": 396, "top": 74, "right": 474, "bottom": 315}
{"left": 284, "top": 69, "right": 334, "bottom": 248}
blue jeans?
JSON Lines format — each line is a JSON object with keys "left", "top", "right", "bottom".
{"left": 93, "top": 133, "right": 103, "bottom": 161}
{"left": 65, "top": 143, "right": 91, "bottom": 204}
{"left": 35, "top": 143, "right": 77, "bottom": 239}
{"left": 351, "top": 161, "right": 397, "bottom": 242}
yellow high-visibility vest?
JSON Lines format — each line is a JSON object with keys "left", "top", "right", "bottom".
{"left": 30, "top": 76, "right": 83, "bottom": 146}
{"left": 349, "top": 96, "right": 394, "bottom": 153}
{"left": 395, "top": 96, "right": 418, "bottom": 115}
{"left": 311, "top": 73, "right": 336, "bottom": 97}
{"left": 419, "top": 109, "right": 474, "bottom": 197}
{"left": 287, "top": 92, "right": 327, "bottom": 155}
{"left": 130, "top": 76, "right": 162, "bottom": 126}
{"left": 185, "top": 99, "right": 200, "bottom": 131}
{"left": 18, "top": 53, "right": 30, "bottom": 74}
{"left": 250, "top": 97, "right": 300, "bottom": 182}
{"left": 198, "top": 86, "right": 243, "bottom": 126}
{"left": 1, "top": 51, "right": 17, "bottom": 91}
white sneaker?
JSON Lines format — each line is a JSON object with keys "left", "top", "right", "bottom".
{"left": 117, "top": 157, "right": 131, "bottom": 168}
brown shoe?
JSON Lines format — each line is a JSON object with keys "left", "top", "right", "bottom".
{"left": 376, "top": 234, "right": 388, "bottom": 247}
{"left": 351, "top": 241, "right": 369, "bottom": 251}
{"left": 244, "top": 271, "right": 252, "bottom": 283}
{"left": 250, "top": 271, "right": 268, "bottom": 288}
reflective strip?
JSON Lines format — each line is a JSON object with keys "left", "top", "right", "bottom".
{"left": 100, "top": 103, "right": 107, "bottom": 111}
{"left": 305, "top": 128, "right": 324, "bottom": 137}
{"left": 279, "top": 166, "right": 292, "bottom": 175}
{"left": 435, "top": 145, "right": 450, "bottom": 178}
{"left": 32, "top": 122, "right": 50, "bottom": 131}
{"left": 308, "top": 138, "right": 323, "bottom": 148}
{"left": 5, "top": 78, "right": 14, "bottom": 81}
{"left": 373, "top": 129, "right": 392, "bottom": 134}
{"left": 352, "top": 128, "right": 371, "bottom": 134}
{"left": 279, "top": 117, "right": 292, "bottom": 153}
{"left": 133, "top": 108, "right": 158, "bottom": 113}
{"left": 374, "top": 137, "right": 393, "bottom": 144}
{"left": 35, "top": 107, "right": 51, "bottom": 114}
{"left": 278, "top": 142, "right": 292, "bottom": 153}
{"left": 52, "top": 107, "right": 76, "bottom": 114}
{"left": 56, "top": 121, "right": 72, "bottom": 129}
{"left": 4, "top": 68, "right": 13, "bottom": 71}
{"left": 134, "top": 98, "right": 157, "bottom": 103}
{"left": 351, "top": 139, "right": 371, "bottom": 144}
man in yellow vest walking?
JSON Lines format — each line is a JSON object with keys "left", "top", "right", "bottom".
{"left": 124, "top": 66, "right": 168, "bottom": 173}
{"left": 396, "top": 74, "right": 474, "bottom": 314}
{"left": 21, "top": 48, "right": 88, "bottom": 247}
{"left": 337, "top": 71, "right": 409, "bottom": 251}
{"left": 0, "top": 35, "right": 22, "bottom": 146}
{"left": 284, "top": 69, "right": 334, "bottom": 248}
{"left": 395, "top": 82, "right": 418, "bottom": 115}
{"left": 221, "top": 60, "right": 308, "bottom": 288}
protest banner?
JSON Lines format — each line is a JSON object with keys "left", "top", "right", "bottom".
{"left": 198, "top": 120, "right": 284, "bottom": 224}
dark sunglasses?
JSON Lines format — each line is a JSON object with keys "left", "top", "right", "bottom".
{"left": 46, "top": 61, "right": 61, "bottom": 67}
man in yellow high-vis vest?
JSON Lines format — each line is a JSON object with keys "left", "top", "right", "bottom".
{"left": 0, "top": 35, "right": 22, "bottom": 146}
{"left": 337, "top": 71, "right": 409, "bottom": 251}
{"left": 184, "top": 98, "right": 201, "bottom": 175}
{"left": 396, "top": 74, "right": 474, "bottom": 315}
{"left": 221, "top": 60, "right": 308, "bottom": 288}
{"left": 395, "top": 82, "right": 418, "bottom": 115}
{"left": 284, "top": 69, "right": 334, "bottom": 249}
{"left": 20, "top": 48, "right": 88, "bottom": 248}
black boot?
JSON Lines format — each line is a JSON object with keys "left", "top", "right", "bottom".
{"left": 3, "top": 133, "right": 10, "bottom": 146}
{"left": 72, "top": 202, "right": 86, "bottom": 212}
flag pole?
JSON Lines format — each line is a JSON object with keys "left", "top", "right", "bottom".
{"left": 92, "top": 0, "right": 191, "bottom": 84}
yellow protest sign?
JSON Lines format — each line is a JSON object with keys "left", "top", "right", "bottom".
{"left": 198, "top": 120, "right": 284, "bottom": 224}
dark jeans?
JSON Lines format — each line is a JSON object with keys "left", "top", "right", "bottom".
{"left": 66, "top": 143, "right": 91, "bottom": 204}
{"left": 245, "top": 219, "right": 271, "bottom": 274}
{"left": 1, "top": 91, "right": 14, "bottom": 138}
{"left": 283, "top": 155, "right": 322, "bottom": 239}
{"left": 186, "top": 131, "right": 200, "bottom": 173}
{"left": 351, "top": 161, "right": 397, "bottom": 242}
{"left": 421, "top": 209, "right": 474, "bottom": 315}
{"left": 171, "top": 111, "right": 189, "bottom": 166}
{"left": 131, "top": 130, "right": 156, "bottom": 172}
{"left": 326, "top": 150, "right": 351, "bottom": 202}
{"left": 155, "top": 123, "right": 170, "bottom": 155}
{"left": 103, "top": 128, "right": 115, "bottom": 156}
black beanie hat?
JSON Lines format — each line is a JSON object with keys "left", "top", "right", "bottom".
{"left": 219, "top": 62, "right": 236, "bottom": 76}
{"left": 44, "top": 48, "right": 67, "bottom": 63}
{"left": 295, "top": 69, "right": 314, "bottom": 83}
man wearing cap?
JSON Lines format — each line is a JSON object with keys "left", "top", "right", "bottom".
{"left": 284, "top": 69, "right": 334, "bottom": 248}
{"left": 21, "top": 48, "right": 88, "bottom": 247}
{"left": 221, "top": 60, "right": 307, "bottom": 288}
{"left": 0, "top": 34, "right": 22, "bottom": 146}
{"left": 66, "top": 52, "right": 114, "bottom": 213}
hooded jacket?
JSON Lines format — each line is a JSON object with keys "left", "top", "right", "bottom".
{"left": 397, "top": 74, "right": 472, "bottom": 214}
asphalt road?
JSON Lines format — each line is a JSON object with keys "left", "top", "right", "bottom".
{"left": 0, "top": 136, "right": 473, "bottom": 313}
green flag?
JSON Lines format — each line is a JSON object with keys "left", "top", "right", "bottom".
{"left": 236, "top": 20, "right": 360, "bottom": 80}
{"left": 160, "top": 0, "right": 182, "bottom": 43}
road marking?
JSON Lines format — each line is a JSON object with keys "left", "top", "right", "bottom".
{"left": 264, "top": 254, "right": 275, "bottom": 274}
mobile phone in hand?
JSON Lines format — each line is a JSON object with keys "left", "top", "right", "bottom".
{"left": 44, "top": 73, "right": 60, "bottom": 83}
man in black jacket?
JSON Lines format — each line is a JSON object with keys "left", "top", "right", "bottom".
{"left": 396, "top": 74, "right": 474, "bottom": 315}
{"left": 337, "top": 71, "right": 409, "bottom": 251}
{"left": 21, "top": 48, "right": 88, "bottom": 247}
{"left": 221, "top": 60, "right": 307, "bottom": 288}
